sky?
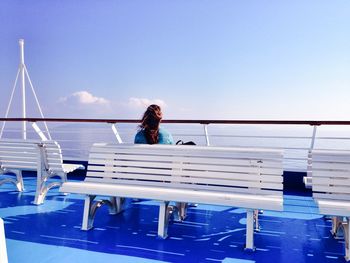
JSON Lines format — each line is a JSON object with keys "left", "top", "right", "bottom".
{"left": 0, "top": 0, "right": 349, "bottom": 120}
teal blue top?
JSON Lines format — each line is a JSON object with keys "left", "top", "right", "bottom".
{"left": 134, "top": 127, "right": 174, "bottom": 145}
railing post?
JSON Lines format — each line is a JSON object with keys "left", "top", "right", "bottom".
{"left": 111, "top": 124, "right": 123, "bottom": 144}
{"left": 305, "top": 125, "right": 318, "bottom": 188}
{"left": 203, "top": 124, "right": 210, "bottom": 146}
{"left": 31, "top": 122, "right": 48, "bottom": 141}
{"left": 309, "top": 125, "right": 318, "bottom": 152}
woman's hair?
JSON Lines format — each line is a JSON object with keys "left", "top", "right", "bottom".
{"left": 139, "top": 104, "right": 163, "bottom": 144}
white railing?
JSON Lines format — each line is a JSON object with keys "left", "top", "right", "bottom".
{"left": 1, "top": 119, "right": 350, "bottom": 172}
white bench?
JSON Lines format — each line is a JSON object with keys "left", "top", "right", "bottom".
{"left": 0, "top": 139, "right": 84, "bottom": 205}
{"left": 60, "top": 143, "right": 283, "bottom": 250}
{"left": 35, "top": 140, "right": 84, "bottom": 205}
{"left": 310, "top": 149, "right": 350, "bottom": 261}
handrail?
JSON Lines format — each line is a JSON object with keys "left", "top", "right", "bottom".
{"left": 1, "top": 118, "right": 350, "bottom": 125}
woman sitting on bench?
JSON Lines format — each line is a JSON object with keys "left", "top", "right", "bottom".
{"left": 134, "top": 104, "right": 174, "bottom": 145}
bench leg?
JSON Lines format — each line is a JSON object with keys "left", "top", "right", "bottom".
{"left": 158, "top": 201, "right": 170, "bottom": 239}
{"left": 34, "top": 171, "right": 68, "bottom": 205}
{"left": 0, "top": 170, "right": 24, "bottom": 192}
{"left": 175, "top": 202, "right": 187, "bottom": 221}
{"left": 345, "top": 217, "right": 350, "bottom": 261}
{"left": 254, "top": 210, "right": 261, "bottom": 231}
{"left": 82, "top": 195, "right": 96, "bottom": 230}
{"left": 33, "top": 169, "right": 46, "bottom": 205}
{"left": 245, "top": 209, "right": 255, "bottom": 251}
{"left": 13, "top": 170, "right": 24, "bottom": 192}
{"left": 108, "top": 197, "right": 124, "bottom": 214}
{"left": 331, "top": 216, "right": 344, "bottom": 239}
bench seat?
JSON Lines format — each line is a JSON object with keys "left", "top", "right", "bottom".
{"left": 61, "top": 181, "right": 283, "bottom": 211}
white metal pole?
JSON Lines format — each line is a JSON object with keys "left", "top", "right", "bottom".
{"left": 203, "top": 124, "right": 210, "bottom": 146}
{"left": 310, "top": 125, "right": 317, "bottom": 151}
{"left": 24, "top": 65, "right": 52, "bottom": 140}
{"left": 31, "top": 122, "right": 48, "bottom": 141}
{"left": 111, "top": 124, "right": 123, "bottom": 143}
{"left": 0, "top": 68, "right": 21, "bottom": 139}
{"left": 19, "top": 39, "right": 26, "bottom": 139}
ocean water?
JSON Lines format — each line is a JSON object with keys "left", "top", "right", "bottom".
{"left": 2, "top": 122, "right": 350, "bottom": 172}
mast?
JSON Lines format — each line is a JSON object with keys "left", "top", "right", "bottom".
{"left": 0, "top": 39, "right": 51, "bottom": 140}
{"left": 19, "top": 39, "right": 27, "bottom": 139}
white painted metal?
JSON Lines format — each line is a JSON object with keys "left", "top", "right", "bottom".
{"left": 245, "top": 209, "right": 255, "bottom": 250}
{"left": 85, "top": 176, "right": 281, "bottom": 194}
{"left": 0, "top": 139, "right": 41, "bottom": 191}
{"left": 157, "top": 201, "right": 169, "bottom": 238}
{"left": 0, "top": 218, "right": 8, "bottom": 263}
{"left": 24, "top": 65, "right": 52, "bottom": 140}
{"left": 0, "top": 68, "right": 20, "bottom": 139}
{"left": 111, "top": 124, "right": 123, "bottom": 143}
{"left": 61, "top": 181, "right": 283, "bottom": 210}
{"left": 19, "top": 39, "right": 27, "bottom": 140}
{"left": 33, "top": 140, "right": 84, "bottom": 205}
{"left": 309, "top": 125, "right": 317, "bottom": 151}
{"left": 0, "top": 139, "right": 83, "bottom": 204}
{"left": 82, "top": 195, "right": 94, "bottom": 230}
{"left": 310, "top": 149, "right": 350, "bottom": 259}
{"left": 31, "top": 122, "right": 48, "bottom": 141}
{"left": 60, "top": 144, "right": 283, "bottom": 249}
{"left": 1, "top": 39, "right": 51, "bottom": 141}
{"left": 203, "top": 124, "right": 210, "bottom": 146}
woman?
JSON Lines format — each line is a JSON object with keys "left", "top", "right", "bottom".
{"left": 134, "top": 104, "right": 174, "bottom": 144}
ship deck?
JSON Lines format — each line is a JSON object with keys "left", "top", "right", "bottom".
{"left": 0, "top": 174, "right": 346, "bottom": 263}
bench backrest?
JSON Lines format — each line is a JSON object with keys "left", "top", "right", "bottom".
{"left": 311, "top": 149, "right": 350, "bottom": 201}
{"left": 40, "top": 140, "right": 65, "bottom": 174}
{"left": 86, "top": 143, "right": 283, "bottom": 196}
{"left": 0, "top": 139, "right": 41, "bottom": 171}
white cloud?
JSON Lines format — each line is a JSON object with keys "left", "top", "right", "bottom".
{"left": 59, "top": 91, "right": 110, "bottom": 105}
{"left": 128, "top": 97, "right": 166, "bottom": 109}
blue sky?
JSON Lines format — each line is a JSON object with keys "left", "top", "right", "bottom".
{"left": 0, "top": 0, "right": 349, "bottom": 120}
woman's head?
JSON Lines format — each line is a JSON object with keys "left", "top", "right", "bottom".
{"left": 139, "top": 104, "right": 163, "bottom": 144}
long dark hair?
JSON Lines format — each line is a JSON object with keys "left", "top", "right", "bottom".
{"left": 139, "top": 104, "right": 163, "bottom": 144}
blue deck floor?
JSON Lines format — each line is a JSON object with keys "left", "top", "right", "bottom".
{"left": 0, "top": 176, "right": 346, "bottom": 263}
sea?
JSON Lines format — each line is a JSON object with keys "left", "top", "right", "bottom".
{"left": 2, "top": 122, "right": 350, "bottom": 172}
